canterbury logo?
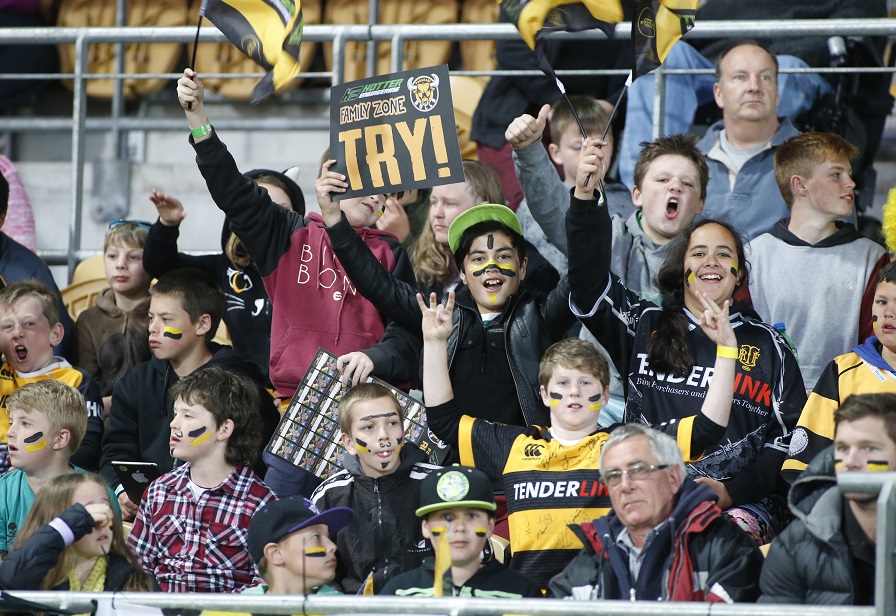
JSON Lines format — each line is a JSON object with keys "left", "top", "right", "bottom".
{"left": 524, "top": 444, "right": 544, "bottom": 458}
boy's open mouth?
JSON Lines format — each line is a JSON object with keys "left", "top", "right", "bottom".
{"left": 14, "top": 345, "right": 27, "bottom": 362}
{"left": 665, "top": 197, "right": 680, "bottom": 218}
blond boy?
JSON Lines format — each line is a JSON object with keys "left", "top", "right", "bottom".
{"left": 0, "top": 380, "right": 119, "bottom": 557}
{"left": 311, "top": 383, "right": 440, "bottom": 594}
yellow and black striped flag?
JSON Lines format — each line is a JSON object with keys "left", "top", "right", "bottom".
{"left": 200, "top": 0, "right": 304, "bottom": 103}
{"left": 632, "top": 0, "right": 697, "bottom": 78}
{"left": 500, "top": 0, "right": 624, "bottom": 51}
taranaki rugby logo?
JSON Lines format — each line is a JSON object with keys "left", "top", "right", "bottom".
{"left": 407, "top": 74, "right": 440, "bottom": 112}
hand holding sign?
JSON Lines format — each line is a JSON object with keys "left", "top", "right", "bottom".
{"left": 316, "top": 159, "right": 348, "bottom": 227}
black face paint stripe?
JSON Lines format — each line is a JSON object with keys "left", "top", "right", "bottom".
{"left": 355, "top": 438, "right": 368, "bottom": 449}
{"left": 23, "top": 431, "right": 43, "bottom": 444}
{"left": 588, "top": 395, "right": 602, "bottom": 402}
{"left": 472, "top": 264, "right": 517, "bottom": 277}
{"left": 549, "top": 392, "right": 562, "bottom": 400}
{"left": 487, "top": 234, "right": 494, "bottom": 250}
{"left": 358, "top": 413, "right": 399, "bottom": 421}
{"left": 188, "top": 427, "right": 206, "bottom": 438}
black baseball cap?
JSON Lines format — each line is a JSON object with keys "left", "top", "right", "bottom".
{"left": 416, "top": 466, "right": 497, "bottom": 517}
{"left": 248, "top": 496, "right": 354, "bottom": 563}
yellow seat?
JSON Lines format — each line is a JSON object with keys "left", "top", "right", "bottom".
{"left": 57, "top": 0, "right": 189, "bottom": 99}
{"left": 323, "top": 0, "right": 458, "bottom": 83}
{"left": 61, "top": 277, "right": 108, "bottom": 321}
{"left": 459, "top": 0, "right": 499, "bottom": 72}
{"left": 71, "top": 254, "right": 105, "bottom": 285}
{"left": 489, "top": 533, "right": 510, "bottom": 564}
{"left": 186, "top": 0, "right": 322, "bottom": 99}
{"left": 450, "top": 76, "right": 487, "bottom": 160}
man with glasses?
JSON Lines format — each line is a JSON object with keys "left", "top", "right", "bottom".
{"left": 549, "top": 424, "right": 763, "bottom": 602}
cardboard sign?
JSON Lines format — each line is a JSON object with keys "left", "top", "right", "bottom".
{"left": 266, "top": 348, "right": 449, "bottom": 480}
{"left": 329, "top": 64, "right": 464, "bottom": 200}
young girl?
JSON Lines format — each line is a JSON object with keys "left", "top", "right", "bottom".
{"left": 568, "top": 142, "right": 805, "bottom": 545}
{"left": 0, "top": 473, "right": 153, "bottom": 592}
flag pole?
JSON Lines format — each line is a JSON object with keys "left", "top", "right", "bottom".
{"left": 583, "top": 71, "right": 631, "bottom": 190}
{"left": 186, "top": 14, "right": 203, "bottom": 110}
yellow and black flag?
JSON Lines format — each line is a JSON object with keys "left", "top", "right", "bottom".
{"left": 200, "top": 0, "right": 304, "bottom": 103}
{"left": 500, "top": 0, "right": 624, "bottom": 51}
{"left": 632, "top": 0, "right": 697, "bottom": 78}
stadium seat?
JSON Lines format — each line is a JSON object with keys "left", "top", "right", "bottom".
{"left": 458, "top": 0, "right": 499, "bottom": 72}
{"left": 71, "top": 254, "right": 105, "bottom": 285}
{"left": 61, "top": 277, "right": 107, "bottom": 321}
{"left": 57, "top": 0, "right": 189, "bottom": 99}
{"left": 323, "top": 0, "right": 459, "bottom": 82}
{"left": 450, "top": 75, "right": 487, "bottom": 160}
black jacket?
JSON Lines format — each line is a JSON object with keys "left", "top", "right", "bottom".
{"left": 759, "top": 449, "right": 870, "bottom": 604}
{"left": 549, "top": 479, "right": 763, "bottom": 602}
{"left": 100, "top": 343, "right": 279, "bottom": 488}
{"left": 0, "top": 504, "right": 141, "bottom": 591}
{"left": 381, "top": 557, "right": 542, "bottom": 597}
{"left": 309, "top": 444, "right": 440, "bottom": 594}
{"left": 326, "top": 212, "right": 586, "bottom": 428}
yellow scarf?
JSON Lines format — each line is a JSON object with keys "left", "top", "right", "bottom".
{"left": 69, "top": 555, "right": 108, "bottom": 615}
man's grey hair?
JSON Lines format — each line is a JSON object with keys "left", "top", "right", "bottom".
{"left": 599, "top": 424, "right": 687, "bottom": 486}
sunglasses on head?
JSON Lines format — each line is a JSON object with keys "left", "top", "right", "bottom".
{"left": 108, "top": 219, "right": 152, "bottom": 230}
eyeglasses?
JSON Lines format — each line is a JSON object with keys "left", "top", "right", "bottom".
{"left": 108, "top": 219, "right": 152, "bottom": 230}
{"left": 601, "top": 463, "right": 669, "bottom": 488}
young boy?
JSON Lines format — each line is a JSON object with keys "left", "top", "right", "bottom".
{"left": 0, "top": 380, "right": 120, "bottom": 558}
{"left": 310, "top": 382, "right": 440, "bottom": 594}
{"left": 381, "top": 465, "right": 541, "bottom": 598}
{"left": 129, "top": 364, "right": 276, "bottom": 593}
{"left": 244, "top": 496, "right": 354, "bottom": 596}
{"left": 74, "top": 220, "right": 152, "bottom": 414}
{"left": 419, "top": 285, "right": 739, "bottom": 589}
{"left": 783, "top": 261, "right": 896, "bottom": 482}
{"left": 100, "top": 269, "right": 278, "bottom": 520}
{"left": 750, "top": 132, "right": 888, "bottom": 391}
{"left": 0, "top": 281, "right": 103, "bottom": 474}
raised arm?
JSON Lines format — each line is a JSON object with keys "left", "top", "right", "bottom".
{"left": 143, "top": 191, "right": 218, "bottom": 278}
{"left": 419, "top": 292, "right": 462, "bottom": 445}
{"left": 695, "top": 294, "right": 737, "bottom": 428}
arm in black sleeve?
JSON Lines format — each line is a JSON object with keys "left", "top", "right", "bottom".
{"left": 100, "top": 373, "right": 142, "bottom": 487}
{"left": 424, "top": 399, "right": 463, "bottom": 448}
{"left": 725, "top": 448, "right": 787, "bottom": 506}
{"left": 0, "top": 504, "right": 94, "bottom": 590}
{"left": 566, "top": 190, "right": 613, "bottom": 313}
{"left": 326, "top": 213, "right": 424, "bottom": 334}
{"left": 71, "top": 371, "right": 104, "bottom": 471}
{"left": 365, "top": 322, "right": 422, "bottom": 386}
{"left": 142, "top": 220, "right": 221, "bottom": 278}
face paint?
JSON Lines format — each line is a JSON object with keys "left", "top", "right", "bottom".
{"left": 354, "top": 438, "right": 369, "bottom": 454}
{"left": 730, "top": 263, "right": 739, "bottom": 278}
{"left": 873, "top": 314, "right": 880, "bottom": 330}
{"left": 359, "top": 413, "right": 398, "bottom": 421}
{"left": 685, "top": 268, "right": 695, "bottom": 287}
{"left": 163, "top": 326, "right": 183, "bottom": 340}
{"left": 549, "top": 392, "right": 562, "bottom": 407}
{"left": 471, "top": 260, "right": 517, "bottom": 278}
{"left": 474, "top": 527, "right": 488, "bottom": 537}
{"left": 188, "top": 426, "right": 211, "bottom": 446}
{"left": 430, "top": 526, "right": 445, "bottom": 536}
{"left": 487, "top": 234, "right": 494, "bottom": 250}
{"left": 305, "top": 546, "right": 327, "bottom": 557}
{"left": 588, "top": 394, "right": 603, "bottom": 412}
{"left": 23, "top": 431, "right": 46, "bottom": 452}
{"left": 835, "top": 459, "right": 890, "bottom": 471}
{"left": 489, "top": 293, "right": 497, "bottom": 304}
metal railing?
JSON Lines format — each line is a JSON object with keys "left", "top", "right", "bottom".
{"left": 0, "top": 19, "right": 894, "bottom": 275}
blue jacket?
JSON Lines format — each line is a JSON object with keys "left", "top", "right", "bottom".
{"left": 697, "top": 118, "right": 801, "bottom": 240}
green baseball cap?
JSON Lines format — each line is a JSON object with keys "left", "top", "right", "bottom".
{"left": 447, "top": 204, "right": 523, "bottom": 253}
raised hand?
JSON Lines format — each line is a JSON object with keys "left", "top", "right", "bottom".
{"left": 316, "top": 159, "right": 348, "bottom": 227}
{"left": 505, "top": 103, "right": 550, "bottom": 150}
{"left": 417, "top": 291, "right": 455, "bottom": 342}
{"left": 697, "top": 293, "right": 736, "bottom": 348}
{"left": 573, "top": 137, "right": 608, "bottom": 201}
{"left": 376, "top": 196, "right": 410, "bottom": 241}
{"left": 177, "top": 68, "right": 205, "bottom": 114}
{"left": 149, "top": 189, "right": 187, "bottom": 227}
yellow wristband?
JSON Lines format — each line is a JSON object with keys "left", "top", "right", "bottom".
{"left": 716, "top": 346, "right": 739, "bottom": 359}
{"left": 190, "top": 121, "right": 211, "bottom": 139}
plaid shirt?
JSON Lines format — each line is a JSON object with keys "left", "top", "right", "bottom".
{"left": 128, "top": 463, "right": 275, "bottom": 593}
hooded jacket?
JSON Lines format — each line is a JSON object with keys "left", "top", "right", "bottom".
{"left": 192, "top": 132, "right": 419, "bottom": 400}
{"left": 760, "top": 450, "right": 867, "bottom": 604}
{"left": 381, "top": 557, "right": 542, "bottom": 598}
{"left": 783, "top": 336, "right": 896, "bottom": 482}
{"left": 99, "top": 343, "right": 279, "bottom": 488}
{"left": 749, "top": 220, "right": 887, "bottom": 390}
{"left": 309, "top": 444, "right": 439, "bottom": 594}
{"left": 548, "top": 479, "right": 762, "bottom": 602}
{"left": 73, "top": 287, "right": 151, "bottom": 396}
{"left": 143, "top": 218, "right": 273, "bottom": 379}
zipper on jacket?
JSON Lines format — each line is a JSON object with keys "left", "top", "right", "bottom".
{"left": 374, "top": 480, "right": 390, "bottom": 581}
